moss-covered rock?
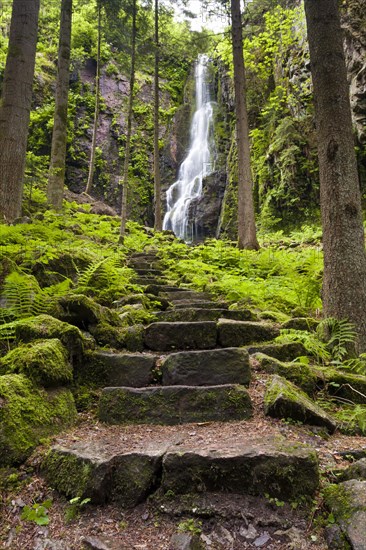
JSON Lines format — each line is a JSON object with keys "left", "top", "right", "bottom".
{"left": 11, "top": 315, "right": 86, "bottom": 357}
{"left": 217, "top": 320, "right": 279, "bottom": 347}
{"left": 281, "top": 318, "right": 319, "bottom": 331}
{"left": 0, "top": 339, "right": 72, "bottom": 387}
{"left": 0, "top": 374, "right": 77, "bottom": 465}
{"left": 58, "top": 294, "right": 123, "bottom": 330}
{"left": 246, "top": 342, "right": 307, "bottom": 362}
{"left": 313, "top": 367, "right": 366, "bottom": 404}
{"left": 253, "top": 353, "right": 317, "bottom": 395}
{"left": 264, "top": 375, "right": 337, "bottom": 433}
{"left": 89, "top": 323, "right": 126, "bottom": 349}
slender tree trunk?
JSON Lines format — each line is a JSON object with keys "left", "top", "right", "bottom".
{"left": 153, "top": 0, "right": 162, "bottom": 231}
{"left": 304, "top": 0, "right": 366, "bottom": 353}
{"left": 230, "top": 0, "right": 259, "bottom": 250}
{"left": 0, "top": 0, "right": 41, "bottom": 223}
{"left": 85, "top": 1, "right": 101, "bottom": 195}
{"left": 47, "top": 0, "right": 72, "bottom": 210}
{"left": 119, "top": 0, "right": 137, "bottom": 241}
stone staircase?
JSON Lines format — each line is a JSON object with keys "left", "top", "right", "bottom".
{"left": 43, "top": 251, "right": 320, "bottom": 511}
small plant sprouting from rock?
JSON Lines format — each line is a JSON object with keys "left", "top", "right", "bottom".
{"left": 20, "top": 499, "right": 52, "bottom": 526}
{"left": 65, "top": 496, "right": 91, "bottom": 522}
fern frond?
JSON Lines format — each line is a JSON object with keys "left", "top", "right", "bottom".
{"left": 277, "top": 329, "right": 331, "bottom": 362}
{"left": 2, "top": 272, "right": 48, "bottom": 319}
{"left": 317, "top": 318, "right": 357, "bottom": 361}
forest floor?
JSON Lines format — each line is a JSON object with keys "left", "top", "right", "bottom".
{"left": 1, "top": 361, "right": 365, "bottom": 550}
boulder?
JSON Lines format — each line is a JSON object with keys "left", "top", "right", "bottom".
{"left": 80, "top": 350, "right": 156, "bottom": 387}
{"left": 340, "top": 458, "right": 366, "bottom": 481}
{"left": 313, "top": 367, "right": 366, "bottom": 404}
{"left": 0, "top": 339, "right": 72, "bottom": 387}
{"left": 169, "top": 533, "right": 203, "bottom": 550}
{"left": 161, "top": 348, "right": 250, "bottom": 386}
{"left": 252, "top": 353, "right": 317, "bottom": 394}
{"left": 281, "top": 318, "right": 319, "bottom": 331}
{"left": 217, "top": 320, "right": 279, "bottom": 347}
{"left": 264, "top": 375, "right": 337, "bottom": 433}
{"left": 0, "top": 374, "right": 76, "bottom": 466}
{"left": 58, "top": 294, "right": 122, "bottom": 329}
{"left": 325, "top": 480, "right": 366, "bottom": 550}
{"left": 144, "top": 322, "right": 217, "bottom": 351}
{"left": 161, "top": 436, "right": 319, "bottom": 500}
{"left": 98, "top": 385, "right": 252, "bottom": 425}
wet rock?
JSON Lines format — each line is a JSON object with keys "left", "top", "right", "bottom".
{"left": 217, "top": 320, "right": 279, "bottom": 347}
{"left": 98, "top": 385, "right": 252, "bottom": 425}
{"left": 161, "top": 436, "right": 319, "bottom": 500}
{"left": 264, "top": 375, "right": 337, "bottom": 433}
{"left": 161, "top": 348, "right": 250, "bottom": 386}
{"left": 144, "top": 322, "right": 217, "bottom": 351}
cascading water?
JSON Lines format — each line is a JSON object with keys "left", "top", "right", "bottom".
{"left": 163, "top": 54, "right": 215, "bottom": 242}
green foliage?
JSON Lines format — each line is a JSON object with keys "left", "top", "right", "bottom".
{"left": 65, "top": 496, "right": 91, "bottom": 522}
{"left": 21, "top": 499, "right": 52, "bottom": 526}
{"left": 178, "top": 518, "right": 202, "bottom": 535}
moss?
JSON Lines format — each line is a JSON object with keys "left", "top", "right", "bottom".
{"left": 313, "top": 367, "right": 366, "bottom": 404}
{"left": 89, "top": 322, "right": 126, "bottom": 349}
{"left": 42, "top": 450, "right": 93, "bottom": 498}
{"left": 254, "top": 353, "right": 317, "bottom": 395}
{"left": 0, "top": 374, "right": 77, "bottom": 466}
{"left": 324, "top": 484, "right": 355, "bottom": 523}
{"left": 0, "top": 339, "right": 72, "bottom": 387}
{"left": 13, "top": 314, "right": 86, "bottom": 357}
{"left": 58, "top": 294, "right": 123, "bottom": 330}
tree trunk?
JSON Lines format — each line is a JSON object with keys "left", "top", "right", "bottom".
{"left": 85, "top": 1, "right": 101, "bottom": 195}
{"left": 47, "top": 0, "right": 72, "bottom": 210}
{"left": 230, "top": 0, "right": 259, "bottom": 250}
{"left": 304, "top": 0, "right": 366, "bottom": 353}
{"left": 119, "top": 0, "right": 137, "bottom": 241}
{"left": 153, "top": 0, "right": 162, "bottom": 231}
{"left": 0, "top": 0, "right": 41, "bottom": 223}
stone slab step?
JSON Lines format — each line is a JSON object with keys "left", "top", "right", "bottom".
{"left": 84, "top": 351, "right": 156, "bottom": 387}
{"left": 145, "top": 284, "right": 186, "bottom": 296}
{"left": 128, "top": 261, "right": 160, "bottom": 270}
{"left": 98, "top": 385, "right": 252, "bottom": 425}
{"left": 42, "top": 434, "right": 319, "bottom": 508}
{"left": 134, "top": 269, "right": 163, "bottom": 277}
{"left": 218, "top": 320, "right": 279, "bottom": 347}
{"left": 154, "top": 308, "right": 255, "bottom": 323}
{"left": 134, "top": 277, "right": 166, "bottom": 286}
{"left": 144, "top": 321, "right": 217, "bottom": 351}
{"left": 161, "top": 348, "right": 250, "bottom": 386}
{"left": 170, "top": 300, "right": 226, "bottom": 310}
{"left": 163, "top": 290, "right": 212, "bottom": 301}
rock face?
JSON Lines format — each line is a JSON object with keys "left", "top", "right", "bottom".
{"left": 98, "top": 385, "right": 253, "bottom": 425}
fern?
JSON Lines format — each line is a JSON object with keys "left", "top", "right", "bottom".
{"left": 317, "top": 318, "right": 357, "bottom": 362}
{"left": 277, "top": 329, "right": 331, "bottom": 363}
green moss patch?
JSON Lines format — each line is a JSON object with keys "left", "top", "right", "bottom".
{"left": 0, "top": 374, "right": 77, "bottom": 466}
{"left": 0, "top": 339, "right": 72, "bottom": 387}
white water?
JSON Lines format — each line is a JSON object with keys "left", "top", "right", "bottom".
{"left": 163, "top": 55, "right": 215, "bottom": 242}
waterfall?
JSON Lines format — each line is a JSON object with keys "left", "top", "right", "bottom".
{"left": 163, "top": 54, "right": 215, "bottom": 242}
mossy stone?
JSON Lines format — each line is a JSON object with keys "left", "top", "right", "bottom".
{"left": 0, "top": 339, "right": 72, "bottom": 387}
{"left": 253, "top": 353, "right": 317, "bottom": 394}
{"left": 313, "top": 367, "right": 366, "bottom": 404}
{"left": 0, "top": 374, "right": 77, "bottom": 466}
{"left": 218, "top": 320, "right": 279, "bottom": 347}
{"left": 264, "top": 375, "right": 337, "bottom": 433}
{"left": 281, "top": 318, "right": 319, "bottom": 331}
{"left": 58, "top": 294, "right": 122, "bottom": 330}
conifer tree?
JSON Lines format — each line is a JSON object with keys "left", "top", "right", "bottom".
{"left": 0, "top": 0, "right": 41, "bottom": 223}
{"left": 47, "top": 0, "right": 73, "bottom": 210}
{"left": 304, "top": 0, "right": 366, "bottom": 352}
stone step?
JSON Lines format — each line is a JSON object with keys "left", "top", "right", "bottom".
{"left": 42, "top": 432, "right": 319, "bottom": 508}
{"left": 81, "top": 350, "right": 156, "bottom": 387}
{"left": 144, "top": 320, "right": 279, "bottom": 351}
{"left": 170, "top": 300, "right": 226, "bottom": 310}
{"left": 163, "top": 290, "right": 212, "bottom": 301}
{"left": 218, "top": 320, "right": 279, "bottom": 347}
{"left": 144, "top": 321, "right": 217, "bottom": 351}
{"left": 144, "top": 284, "right": 186, "bottom": 296}
{"left": 134, "top": 277, "right": 166, "bottom": 286}
{"left": 128, "top": 261, "right": 161, "bottom": 271}
{"left": 134, "top": 269, "right": 163, "bottom": 277}
{"left": 154, "top": 308, "right": 256, "bottom": 323}
{"left": 98, "top": 385, "right": 252, "bottom": 425}
{"left": 161, "top": 348, "right": 250, "bottom": 386}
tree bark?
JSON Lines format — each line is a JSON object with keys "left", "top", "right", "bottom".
{"left": 119, "top": 0, "right": 137, "bottom": 241}
{"left": 304, "top": 0, "right": 366, "bottom": 353}
{"left": 230, "top": 0, "right": 259, "bottom": 250}
{"left": 153, "top": 0, "right": 162, "bottom": 231}
{"left": 0, "top": 0, "right": 41, "bottom": 223}
{"left": 85, "top": 1, "right": 101, "bottom": 195}
{"left": 47, "top": 0, "right": 72, "bottom": 210}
